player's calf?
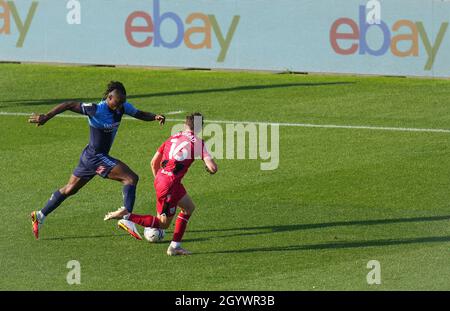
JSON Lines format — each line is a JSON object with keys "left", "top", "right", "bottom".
{"left": 107, "top": 163, "right": 140, "bottom": 213}
{"left": 172, "top": 212, "right": 191, "bottom": 242}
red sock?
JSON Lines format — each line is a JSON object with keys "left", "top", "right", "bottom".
{"left": 172, "top": 212, "right": 191, "bottom": 242}
{"left": 128, "top": 214, "right": 160, "bottom": 228}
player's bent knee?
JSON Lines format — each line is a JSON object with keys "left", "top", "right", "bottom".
{"left": 133, "top": 174, "right": 139, "bottom": 184}
{"left": 182, "top": 203, "right": 195, "bottom": 215}
{"left": 185, "top": 206, "right": 195, "bottom": 215}
{"left": 124, "top": 173, "right": 139, "bottom": 185}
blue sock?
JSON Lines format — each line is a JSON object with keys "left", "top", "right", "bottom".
{"left": 123, "top": 184, "right": 136, "bottom": 213}
{"left": 41, "top": 190, "right": 67, "bottom": 216}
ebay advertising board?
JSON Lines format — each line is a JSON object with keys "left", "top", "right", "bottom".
{"left": 1, "top": 0, "right": 450, "bottom": 77}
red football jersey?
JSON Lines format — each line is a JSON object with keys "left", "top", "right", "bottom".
{"left": 156, "top": 131, "right": 211, "bottom": 183}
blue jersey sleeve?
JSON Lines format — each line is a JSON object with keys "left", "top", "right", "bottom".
{"left": 124, "top": 102, "right": 138, "bottom": 117}
{"left": 80, "top": 103, "right": 97, "bottom": 117}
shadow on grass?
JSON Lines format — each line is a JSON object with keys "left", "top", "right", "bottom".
{"left": 197, "top": 235, "right": 450, "bottom": 255}
{"left": 0, "top": 82, "right": 355, "bottom": 107}
{"left": 41, "top": 232, "right": 209, "bottom": 243}
{"left": 190, "top": 215, "right": 450, "bottom": 239}
{"left": 190, "top": 215, "right": 450, "bottom": 254}
{"left": 41, "top": 233, "right": 127, "bottom": 241}
{"left": 40, "top": 215, "right": 450, "bottom": 246}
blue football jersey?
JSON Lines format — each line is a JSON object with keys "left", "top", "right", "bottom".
{"left": 80, "top": 100, "right": 138, "bottom": 155}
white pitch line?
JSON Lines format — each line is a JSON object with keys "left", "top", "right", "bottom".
{"left": 1, "top": 111, "right": 449, "bottom": 134}
{"left": 165, "top": 118, "right": 450, "bottom": 134}
{"left": 164, "top": 110, "right": 184, "bottom": 115}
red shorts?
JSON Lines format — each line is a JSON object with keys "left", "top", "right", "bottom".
{"left": 154, "top": 176, "right": 187, "bottom": 217}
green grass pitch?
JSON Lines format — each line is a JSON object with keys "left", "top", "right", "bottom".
{"left": 0, "top": 63, "right": 449, "bottom": 290}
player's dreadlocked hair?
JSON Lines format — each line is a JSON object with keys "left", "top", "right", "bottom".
{"left": 102, "top": 81, "right": 127, "bottom": 100}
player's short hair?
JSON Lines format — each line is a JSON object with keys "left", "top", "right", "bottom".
{"left": 185, "top": 112, "right": 204, "bottom": 132}
{"left": 103, "top": 81, "right": 127, "bottom": 100}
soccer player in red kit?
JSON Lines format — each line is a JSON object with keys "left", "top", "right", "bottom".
{"left": 104, "top": 113, "right": 217, "bottom": 256}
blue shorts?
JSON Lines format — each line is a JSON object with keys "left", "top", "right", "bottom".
{"left": 73, "top": 149, "right": 119, "bottom": 179}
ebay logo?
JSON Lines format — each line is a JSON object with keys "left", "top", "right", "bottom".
{"left": 125, "top": 0, "right": 240, "bottom": 62}
{"left": 330, "top": 5, "right": 449, "bottom": 70}
{"left": 0, "top": 0, "right": 38, "bottom": 47}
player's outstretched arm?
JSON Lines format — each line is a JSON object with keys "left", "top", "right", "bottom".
{"left": 28, "top": 101, "right": 82, "bottom": 126}
{"left": 134, "top": 110, "right": 166, "bottom": 125}
{"left": 204, "top": 157, "right": 218, "bottom": 175}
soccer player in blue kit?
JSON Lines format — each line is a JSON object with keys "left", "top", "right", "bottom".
{"left": 28, "top": 81, "right": 166, "bottom": 239}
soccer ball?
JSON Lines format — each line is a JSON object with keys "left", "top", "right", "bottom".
{"left": 143, "top": 227, "right": 165, "bottom": 243}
